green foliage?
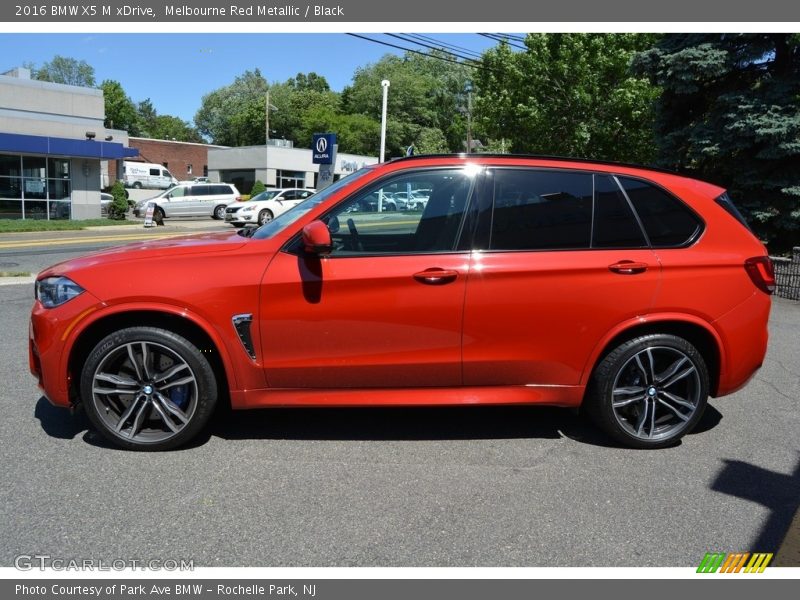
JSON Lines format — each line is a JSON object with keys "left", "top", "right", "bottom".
{"left": 29, "top": 55, "right": 96, "bottom": 87}
{"left": 107, "top": 181, "right": 128, "bottom": 220}
{"left": 101, "top": 80, "right": 139, "bottom": 134}
{"left": 194, "top": 69, "right": 269, "bottom": 146}
{"left": 475, "top": 34, "right": 660, "bottom": 163}
{"left": 136, "top": 98, "right": 202, "bottom": 142}
{"left": 632, "top": 33, "right": 800, "bottom": 252}
{"left": 341, "top": 52, "right": 473, "bottom": 157}
{"left": 250, "top": 180, "right": 266, "bottom": 196}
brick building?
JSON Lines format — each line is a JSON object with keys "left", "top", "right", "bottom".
{"left": 106, "top": 137, "right": 225, "bottom": 186}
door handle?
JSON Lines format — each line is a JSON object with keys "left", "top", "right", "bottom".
{"left": 608, "top": 260, "right": 649, "bottom": 275}
{"left": 413, "top": 269, "right": 458, "bottom": 285}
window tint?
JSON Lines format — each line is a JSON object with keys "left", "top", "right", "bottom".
{"left": 209, "top": 185, "right": 231, "bottom": 195}
{"left": 592, "top": 175, "right": 647, "bottom": 248}
{"left": 191, "top": 186, "right": 210, "bottom": 196}
{"left": 619, "top": 177, "right": 702, "bottom": 247}
{"left": 489, "top": 170, "right": 593, "bottom": 250}
{"left": 149, "top": 168, "right": 160, "bottom": 176}
{"left": 322, "top": 169, "right": 473, "bottom": 255}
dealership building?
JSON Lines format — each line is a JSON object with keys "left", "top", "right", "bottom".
{"left": 0, "top": 67, "right": 138, "bottom": 220}
{"left": 208, "top": 141, "right": 378, "bottom": 193}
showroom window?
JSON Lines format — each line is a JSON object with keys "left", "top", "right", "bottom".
{"left": 277, "top": 170, "right": 306, "bottom": 189}
{"left": 0, "top": 153, "right": 72, "bottom": 220}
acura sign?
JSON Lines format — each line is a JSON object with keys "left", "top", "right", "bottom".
{"left": 312, "top": 133, "right": 336, "bottom": 164}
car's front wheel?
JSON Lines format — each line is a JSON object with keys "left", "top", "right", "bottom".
{"left": 585, "top": 334, "right": 709, "bottom": 449}
{"left": 258, "top": 209, "right": 274, "bottom": 225}
{"left": 80, "top": 327, "right": 218, "bottom": 451}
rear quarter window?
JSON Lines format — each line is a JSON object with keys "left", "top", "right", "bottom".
{"left": 618, "top": 176, "right": 703, "bottom": 247}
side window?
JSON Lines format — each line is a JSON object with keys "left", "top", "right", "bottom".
{"left": 149, "top": 168, "right": 160, "bottom": 176}
{"left": 323, "top": 169, "right": 473, "bottom": 255}
{"left": 619, "top": 177, "right": 702, "bottom": 247}
{"left": 282, "top": 190, "right": 301, "bottom": 200}
{"left": 169, "top": 186, "right": 186, "bottom": 198}
{"left": 489, "top": 169, "right": 593, "bottom": 250}
{"left": 592, "top": 175, "right": 648, "bottom": 248}
{"left": 191, "top": 186, "right": 210, "bottom": 196}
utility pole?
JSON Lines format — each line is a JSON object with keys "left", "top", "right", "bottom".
{"left": 380, "top": 79, "right": 390, "bottom": 163}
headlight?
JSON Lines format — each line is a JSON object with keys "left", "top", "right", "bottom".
{"left": 241, "top": 205, "right": 255, "bottom": 212}
{"left": 35, "top": 276, "right": 85, "bottom": 308}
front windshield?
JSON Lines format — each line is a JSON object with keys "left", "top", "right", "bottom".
{"left": 253, "top": 190, "right": 281, "bottom": 201}
{"left": 252, "top": 168, "right": 373, "bottom": 240}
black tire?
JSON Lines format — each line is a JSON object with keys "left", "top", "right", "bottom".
{"left": 258, "top": 209, "right": 274, "bottom": 225}
{"left": 80, "top": 327, "right": 218, "bottom": 451}
{"left": 212, "top": 205, "right": 227, "bottom": 220}
{"left": 153, "top": 207, "right": 165, "bottom": 225}
{"left": 133, "top": 181, "right": 142, "bottom": 189}
{"left": 585, "top": 334, "right": 709, "bottom": 449}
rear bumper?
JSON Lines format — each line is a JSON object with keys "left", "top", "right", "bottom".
{"left": 713, "top": 291, "right": 771, "bottom": 397}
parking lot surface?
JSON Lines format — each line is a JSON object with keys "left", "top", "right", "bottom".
{"left": 0, "top": 269, "right": 798, "bottom": 567}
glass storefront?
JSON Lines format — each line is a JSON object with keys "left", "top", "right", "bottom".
{"left": 0, "top": 154, "right": 71, "bottom": 219}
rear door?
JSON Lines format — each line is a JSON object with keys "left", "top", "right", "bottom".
{"left": 462, "top": 169, "right": 661, "bottom": 387}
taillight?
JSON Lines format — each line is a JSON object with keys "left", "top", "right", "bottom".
{"left": 744, "top": 256, "right": 776, "bottom": 295}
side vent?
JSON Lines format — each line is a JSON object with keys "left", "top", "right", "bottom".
{"left": 232, "top": 314, "right": 256, "bottom": 359}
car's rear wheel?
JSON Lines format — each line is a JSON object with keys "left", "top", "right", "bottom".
{"left": 585, "top": 334, "right": 708, "bottom": 449}
{"left": 212, "top": 205, "right": 227, "bottom": 220}
{"left": 132, "top": 182, "right": 142, "bottom": 189}
{"left": 80, "top": 327, "right": 217, "bottom": 451}
{"left": 258, "top": 209, "right": 274, "bottom": 225}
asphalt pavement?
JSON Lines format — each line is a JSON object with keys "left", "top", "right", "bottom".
{"left": 0, "top": 240, "right": 797, "bottom": 567}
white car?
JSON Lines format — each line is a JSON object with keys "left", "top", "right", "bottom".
{"left": 225, "top": 188, "right": 315, "bottom": 227}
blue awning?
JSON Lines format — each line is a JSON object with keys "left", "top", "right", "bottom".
{"left": 0, "top": 132, "right": 139, "bottom": 159}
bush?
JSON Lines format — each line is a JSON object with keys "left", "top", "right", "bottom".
{"left": 108, "top": 181, "right": 128, "bottom": 220}
{"left": 250, "top": 180, "right": 266, "bottom": 197}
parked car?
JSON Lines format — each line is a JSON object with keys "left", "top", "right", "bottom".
{"left": 99, "top": 192, "right": 113, "bottom": 217}
{"left": 132, "top": 183, "right": 241, "bottom": 220}
{"left": 224, "top": 188, "right": 315, "bottom": 227}
{"left": 30, "top": 155, "right": 774, "bottom": 451}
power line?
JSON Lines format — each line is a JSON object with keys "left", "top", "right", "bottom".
{"left": 401, "top": 33, "right": 485, "bottom": 60}
{"left": 385, "top": 33, "right": 483, "bottom": 65}
{"left": 478, "top": 33, "right": 528, "bottom": 51}
{"left": 345, "top": 33, "right": 489, "bottom": 72}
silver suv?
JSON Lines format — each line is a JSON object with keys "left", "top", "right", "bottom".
{"left": 133, "top": 183, "right": 241, "bottom": 220}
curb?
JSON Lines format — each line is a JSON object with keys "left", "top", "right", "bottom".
{"left": 0, "top": 275, "right": 36, "bottom": 286}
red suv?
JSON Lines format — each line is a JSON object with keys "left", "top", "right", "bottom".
{"left": 29, "top": 155, "right": 774, "bottom": 450}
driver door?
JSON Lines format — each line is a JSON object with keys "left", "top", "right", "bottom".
{"left": 259, "top": 168, "right": 479, "bottom": 389}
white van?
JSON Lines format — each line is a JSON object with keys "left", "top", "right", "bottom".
{"left": 123, "top": 161, "right": 178, "bottom": 190}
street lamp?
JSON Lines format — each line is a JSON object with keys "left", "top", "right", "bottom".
{"left": 464, "top": 81, "right": 473, "bottom": 154}
{"left": 379, "top": 79, "right": 390, "bottom": 163}
{"left": 265, "top": 91, "right": 278, "bottom": 188}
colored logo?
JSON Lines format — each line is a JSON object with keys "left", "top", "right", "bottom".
{"left": 697, "top": 552, "right": 773, "bottom": 573}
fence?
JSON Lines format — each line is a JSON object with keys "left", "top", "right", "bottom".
{"left": 772, "top": 247, "right": 800, "bottom": 301}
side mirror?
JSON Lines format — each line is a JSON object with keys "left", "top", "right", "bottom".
{"left": 302, "top": 220, "right": 332, "bottom": 255}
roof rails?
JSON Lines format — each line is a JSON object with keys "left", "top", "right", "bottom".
{"left": 386, "top": 153, "right": 682, "bottom": 176}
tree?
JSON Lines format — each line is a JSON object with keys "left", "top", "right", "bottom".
{"left": 476, "top": 34, "right": 660, "bottom": 163}
{"left": 101, "top": 80, "right": 139, "bottom": 134}
{"left": 30, "top": 55, "right": 96, "bottom": 87}
{"left": 632, "top": 34, "right": 800, "bottom": 253}
{"left": 341, "top": 51, "right": 473, "bottom": 157}
{"left": 194, "top": 69, "right": 269, "bottom": 146}
{"left": 250, "top": 180, "right": 266, "bottom": 196}
{"left": 107, "top": 180, "right": 128, "bottom": 221}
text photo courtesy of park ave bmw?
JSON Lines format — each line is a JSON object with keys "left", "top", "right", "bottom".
{"left": 0, "top": 1, "right": 799, "bottom": 592}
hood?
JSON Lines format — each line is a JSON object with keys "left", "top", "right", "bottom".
{"left": 39, "top": 231, "right": 249, "bottom": 278}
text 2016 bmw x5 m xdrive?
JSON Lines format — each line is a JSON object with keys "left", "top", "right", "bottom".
{"left": 29, "top": 155, "right": 774, "bottom": 450}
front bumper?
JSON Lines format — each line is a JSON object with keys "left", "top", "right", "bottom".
{"left": 29, "top": 290, "right": 103, "bottom": 407}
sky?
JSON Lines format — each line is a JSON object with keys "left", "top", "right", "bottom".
{"left": 0, "top": 33, "right": 506, "bottom": 125}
